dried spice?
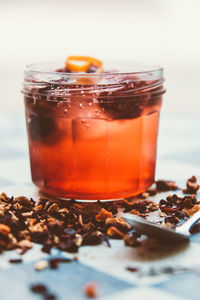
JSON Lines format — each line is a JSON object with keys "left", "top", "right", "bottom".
{"left": 30, "top": 283, "right": 47, "bottom": 294}
{"left": 126, "top": 266, "right": 139, "bottom": 272}
{"left": 138, "top": 192, "right": 150, "bottom": 199}
{"left": 190, "top": 222, "right": 200, "bottom": 234}
{"left": 34, "top": 260, "right": 48, "bottom": 271}
{"left": 105, "top": 217, "right": 131, "bottom": 233}
{"left": 123, "top": 228, "right": 141, "bottom": 247}
{"left": 164, "top": 216, "right": 179, "bottom": 225}
{"left": 45, "top": 294, "right": 56, "bottom": 300}
{"left": 48, "top": 257, "right": 72, "bottom": 269}
{"left": 183, "top": 194, "right": 198, "bottom": 208}
{"left": 9, "top": 258, "right": 23, "bottom": 264}
{"left": 159, "top": 198, "right": 182, "bottom": 215}
{"left": 107, "top": 226, "right": 125, "bottom": 239}
{"left": 156, "top": 180, "right": 178, "bottom": 192}
{"left": 82, "top": 230, "right": 103, "bottom": 246}
{"left": 183, "top": 176, "right": 199, "bottom": 194}
{"left": 30, "top": 283, "right": 57, "bottom": 299}
{"left": 175, "top": 211, "right": 186, "bottom": 219}
{"left": 0, "top": 224, "right": 11, "bottom": 235}
{"left": 84, "top": 282, "right": 98, "bottom": 298}
{"left": 17, "top": 239, "right": 32, "bottom": 254}
{"left": 124, "top": 234, "right": 141, "bottom": 247}
{"left": 183, "top": 204, "right": 200, "bottom": 216}
{"left": 96, "top": 208, "right": 112, "bottom": 222}
{"left": 129, "top": 208, "right": 140, "bottom": 216}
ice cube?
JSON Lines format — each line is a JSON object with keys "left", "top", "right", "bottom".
{"left": 72, "top": 118, "right": 109, "bottom": 141}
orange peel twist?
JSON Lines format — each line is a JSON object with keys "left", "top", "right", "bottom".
{"left": 65, "top": 56, "right": 103, "bottom": 73}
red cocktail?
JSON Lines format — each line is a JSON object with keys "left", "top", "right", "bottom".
{"left": 23, "top": 58, "right": 165, "bottom": 200}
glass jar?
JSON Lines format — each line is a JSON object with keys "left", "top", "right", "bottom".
{"left": 22, "top": 61, "right": 165, "bottom": 200}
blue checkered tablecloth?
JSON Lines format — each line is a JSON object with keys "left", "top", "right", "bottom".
{"left": 0, "top": 111, "right": 200, "bottom": 300}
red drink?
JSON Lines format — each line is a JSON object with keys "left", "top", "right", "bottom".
{"left": 23, "top": 61, "right": 165, "bottom": 200}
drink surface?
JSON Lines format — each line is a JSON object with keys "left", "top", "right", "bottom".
{"left": 24, "top": 88, "right": 162, "bottom": 200}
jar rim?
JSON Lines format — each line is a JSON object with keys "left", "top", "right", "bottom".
{"left": 24, "top": 60, "right": 163, "bottom": 77}
{"left": 23, "top": 60, "right": 165, "bottom": 99}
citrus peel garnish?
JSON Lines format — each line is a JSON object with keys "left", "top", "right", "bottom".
{"left": 65, "top": 56, "right": 103, "bottom": 73}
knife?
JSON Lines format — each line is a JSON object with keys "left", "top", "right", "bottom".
{"left": 123, "top": 209, "right": 200, "bottom": 243}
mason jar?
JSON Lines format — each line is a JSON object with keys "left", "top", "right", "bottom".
{"left": 22, "top": 61, "right": 165, "bottom": 200}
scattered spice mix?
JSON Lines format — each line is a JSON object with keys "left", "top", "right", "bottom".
{"left": 0, "top": 177, "right": 199, "bottom": 257}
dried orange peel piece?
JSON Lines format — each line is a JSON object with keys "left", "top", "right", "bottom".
{"left": 65, "top": 56, "right": 103, "bottom": 73}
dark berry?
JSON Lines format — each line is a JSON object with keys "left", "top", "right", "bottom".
{"left": 28, "top": 114, "right": 63, "bottom": 145}
{"left": 28, "top": 114, "right": 55, "bottom": 141}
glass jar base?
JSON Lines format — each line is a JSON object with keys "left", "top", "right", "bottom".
{"left": 38, "top": 186, "right": 152, "bottom": 202}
